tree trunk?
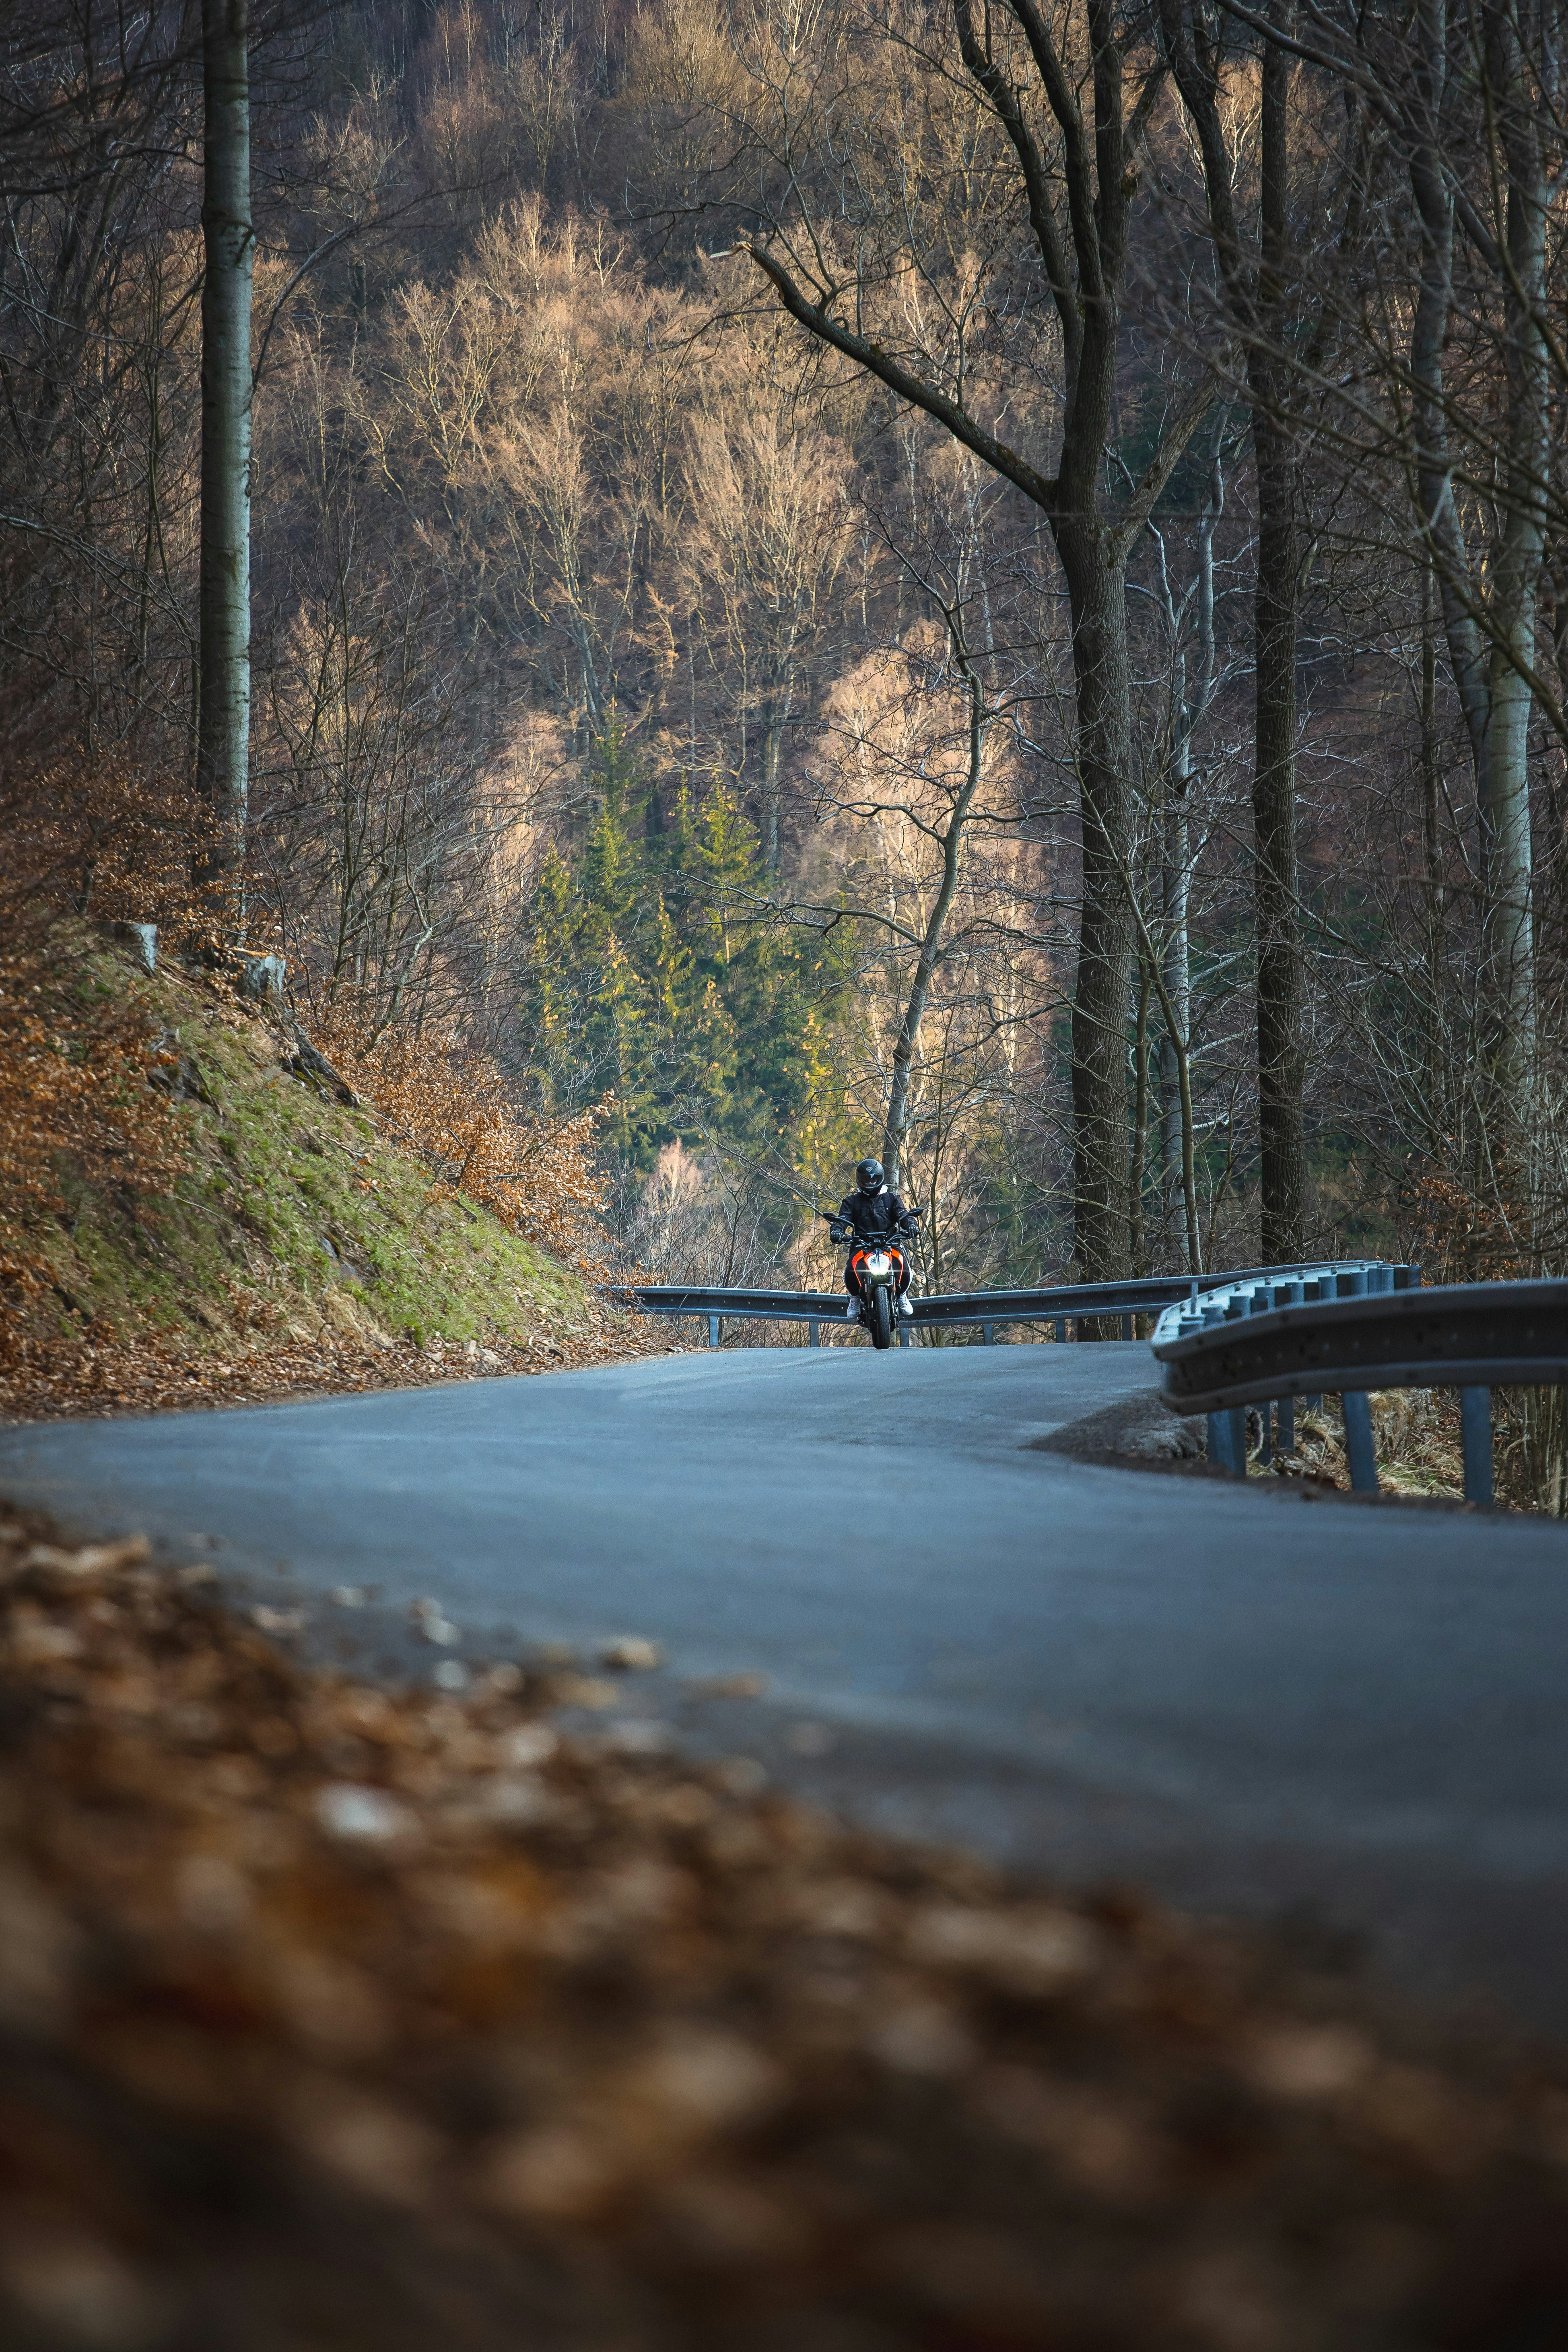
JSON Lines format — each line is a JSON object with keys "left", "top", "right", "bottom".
{"left": 1159, "top": 783, "right": 1190, "bottom": 1203}
{"left": 760, "top": 697, "right": 782, "bottom": 874}
{"left": 881, "top": 648, "right": 985, "bottom": 1190}
{"left": 1250, "top": 395, "right": 1306, "bottom": 1262}
{"left": 1056, "top": 519, "right": 1136, "bottom": 1280}
{"left": 1162, "top": 4, "right": 1308, "bottom": 1265}
{"left": 1479, "top": 0, "right": 1545, "bottom": 1101}
{"left": 196, "top": 0, "right": 252, "bottom": 904}
{"left": 1247, "top": 39, "right": 1306, "bottom": 1263}
{"left": 1129, "top": 952, "right": 1152, "bottom": 1274}
{"left": 1160, "top": 434, "right": 1221, "bottom": 1272}
{"left": 1407, "top": 0, "right": 1492, "bottom": 806}
{"left": 1420, "top": 559, "right": 1448, "bottom": 1143}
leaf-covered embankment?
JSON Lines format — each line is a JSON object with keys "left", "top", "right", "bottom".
{"left": 0, "top": 929, "right": 666, "bottom": 1420}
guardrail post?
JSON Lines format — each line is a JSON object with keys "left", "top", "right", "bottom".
{"left": 1342, "top": 1392, "right": 1378, "bottom": 1493}
{"left": 1120, "top": 1313, "right": 1133, "bottom": 1340}
{"left": 1460, "top": 1387, "right": 1494, "bottom": 1505}
{"left": 982, "top": 1321, "right": 993, "bottom": 1345}
{"left": 1276, "top": 1396, "right": 1294, "bottom": 1455}
{"left": 1207, "top": 1409, "right": 1246, "bottom": 1477}
{"left": 808, "top": 1318, "right": 819, "bottom": 1348}
{"left": 1258, "top": 1403, "right": 1272, "bottom": 1464}
{"left": 707, "top": 1314, "right": 719, "bottom": 1348}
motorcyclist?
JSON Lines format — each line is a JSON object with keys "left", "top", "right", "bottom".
{"left": 829, "top": 1158, "right": 920, "bottom": 1320}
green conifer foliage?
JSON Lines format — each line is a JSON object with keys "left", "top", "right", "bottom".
{"left": 518, "top": 725, "right": 848, "bottom": 1170}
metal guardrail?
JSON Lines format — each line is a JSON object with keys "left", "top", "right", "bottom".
{"left": 606, "top": 1284, "right": 850, "bottom": 1347}
{"left": 1151, "top": 1270, "right": 1568, "bottom": 1505}
{"left": 614, "top": 1285, "right": 847, "bottom": 1323}
{"left": 608, "top": 1259, "right": 1391, "bottom": 1351}
{"left": 904, "top": 1262, "right": 1382, "bottom": 1335}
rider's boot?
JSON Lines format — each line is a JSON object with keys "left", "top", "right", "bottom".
{"left": 844, "top": 1300, "right": 859, "bottom": 1321}
{"left": 898, "top": 1294, "right": 913, "bottom": 1317}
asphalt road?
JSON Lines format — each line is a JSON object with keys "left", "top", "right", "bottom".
{"left": 3, "top": 1343, "right": 1566, "bottom": 2035}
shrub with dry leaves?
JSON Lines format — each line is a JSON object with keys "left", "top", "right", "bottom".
{"left": 311, "top": 1006, "right": 608, "bottom": 1271}
{"left": 0, "top": 1508, "right": 1565, "bottom": 2351}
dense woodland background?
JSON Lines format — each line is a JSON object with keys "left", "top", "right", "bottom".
{"left": 4, "top": 0, "right": 1568, "bottom": 1326}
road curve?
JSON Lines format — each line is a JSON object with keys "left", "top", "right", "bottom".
{"left": 3, "top": 1344, "right": 1566, "bottom": 2035}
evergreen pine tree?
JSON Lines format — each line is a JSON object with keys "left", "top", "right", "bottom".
{"left": 519, "top": 726, "right": 852, "bottom": 1175}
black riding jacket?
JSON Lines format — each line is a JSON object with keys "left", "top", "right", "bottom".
{"left": 836, "top": 1184, "right": 913, "bottom": 1239}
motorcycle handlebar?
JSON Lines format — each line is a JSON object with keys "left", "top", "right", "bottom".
{"left": 818, "top": 1208, "right": 922, "bottom": 1232}
{"left": 826, "top": 1228, "right": 919, "bottom": 1247}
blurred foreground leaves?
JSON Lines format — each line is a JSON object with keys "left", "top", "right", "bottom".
{"left": 0, "top": 1511, "right": 1565, "bottom": 2350}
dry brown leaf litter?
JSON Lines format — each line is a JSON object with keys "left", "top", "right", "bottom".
{"left": 1, "top": 1311, "right": 684, "bottom": 1425}
{"left": 0, "top": 1513, "right": 1565, "bottom": 2350}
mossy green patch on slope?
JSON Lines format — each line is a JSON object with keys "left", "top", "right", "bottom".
{"left": 35, "top": 945, "right": 589, "bottom": 1358}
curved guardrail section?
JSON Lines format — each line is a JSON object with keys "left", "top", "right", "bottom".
{"left": 1151, "top": 1273, "right": 1568, "bottom": 1504}
{"left": 909, "top": 1266, "right": 1338, "bottom": 1332}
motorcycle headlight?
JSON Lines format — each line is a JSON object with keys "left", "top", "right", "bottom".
{"left": 866, "top": 1251, "right": 890, "bottom": 1274}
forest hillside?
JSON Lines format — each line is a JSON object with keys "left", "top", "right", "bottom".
{"left": 4, "top": 0, "right": 1568, "bottom": 1480}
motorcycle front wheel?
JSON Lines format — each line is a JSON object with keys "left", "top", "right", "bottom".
{"left": 870, "top": 1285, "right": 894, "bottom": 1349}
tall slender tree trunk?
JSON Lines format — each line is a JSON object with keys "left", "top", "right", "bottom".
{"left": 1056, "top": 522, "right": 1137, "bottom": 1280}
{"left": 1163, "top": 6, "right": 1326, "bottom": 1264}
{"left": 1159, "top": 439, "right": 1220, "bottom": 1272}
{"left": 196, "top": 0, "right": 252, "bottom": 904}
{"left": 1407, "top": 0, "right": 1491, "bottom": 798}
{"left": 1247, "top": 42, "right": 1306, "bottom": 1264}
{"left": 1407, "top": 0, "right": 1543, "bottom": 1117}
{"left": 1129, "top": 954, "right": 1153, "bottom": 1272}
{"left": 1251, "top": 452, "right": 1305, "bottom": 1260}
{"left": 1479, "top": 0, "right": 1546, "bottom": 1099}
{"left": 881, "top": 647, "right": 986, "bottom": 1190}
{"left": 1160, "top": 785, "right": 1190, "bottom": 1198}
{"left": 760, "top": 697, "right": 782, "bottom": 874}
{"left": 1420, "top": 561, "right": 1449, "bottom": 1142}
{"left": 1250, "top": 398, "right": 1306, "bottom": 1260}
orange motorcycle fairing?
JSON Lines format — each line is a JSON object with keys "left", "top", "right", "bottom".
{"left": 847, "top": 1242, "right": 910, "bottom": 1298}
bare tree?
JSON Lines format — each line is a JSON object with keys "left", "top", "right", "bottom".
{"left": 197, "top": 0, "right": 254, "bottom": 898}
{"left": 1141, "top": 429, "right": 1231, "bottom": 1270}
{"left": 1225, "top": 0, "right": 1564, "bottom": 1121}
{"left": 682, "top": 404, "right": 851, "bottom": 871}
{"left": 716, "top": 0, "right": 1213, "bottom": 1280}
{"left": 0, "top": 3, "right": 200, "bottom": 765}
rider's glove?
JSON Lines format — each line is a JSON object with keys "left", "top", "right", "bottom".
{"left": 829, "top": 1223, "right": 847, "bottom": 1243}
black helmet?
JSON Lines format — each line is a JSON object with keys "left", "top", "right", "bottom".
{"left": 855, "top": 1158, "right": 885, "bottom": 1190}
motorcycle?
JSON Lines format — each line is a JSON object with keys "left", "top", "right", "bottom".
{"left": 821, "top": 1208, "right": 921, "bottom": 1350}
